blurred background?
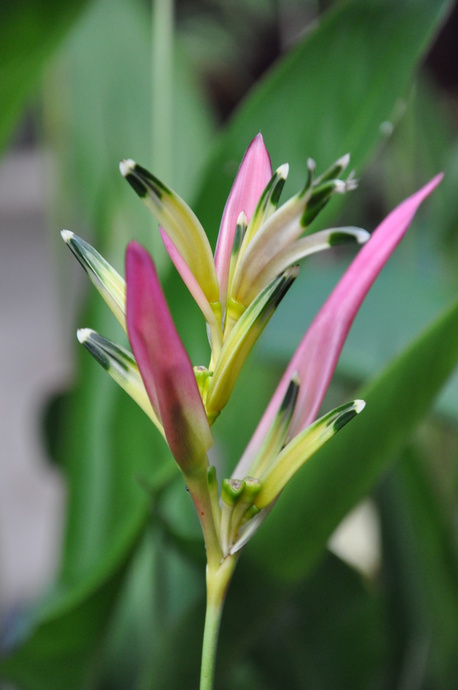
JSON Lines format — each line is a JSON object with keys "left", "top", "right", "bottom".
{"left": 1, "top": 1, "right": 457, "bottom": 688}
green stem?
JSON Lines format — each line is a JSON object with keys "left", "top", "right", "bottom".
{"left": 185, "top": 467, "right": 222, "bottom": 570}
{"left": 200, "top": 557, "right": 237, "bottom": 690}
{"left": 151, "top": 0, "right": 174, "bottom": 181}
{"left": 184, "top": 465, "right": 238, "bottom": 689}
{"left": 141, "top": 463, "right": 225, "bottom": 690}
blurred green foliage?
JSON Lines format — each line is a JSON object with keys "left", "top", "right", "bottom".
{"left": 0, "top": 0, "right": 457, "bottom": 688}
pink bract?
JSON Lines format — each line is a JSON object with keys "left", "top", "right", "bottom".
{"left": 126, "top": 241, "right": 213, "bottom": 470}
{"left": 234, "top": 173, "right": 443, "bottom": 478}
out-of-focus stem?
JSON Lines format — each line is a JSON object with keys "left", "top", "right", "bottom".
{"left": 151, "top": 0, "right": 174, "bottom": 182}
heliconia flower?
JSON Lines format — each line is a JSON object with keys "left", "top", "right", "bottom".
{"left": 62, "top": 134, "right": 441, "bottom": 538}
{"left": 219, "top": 172, "right": 443, "bottom": 555}
{"left": 113, "top": 135, "right": 367, "bottom": 423}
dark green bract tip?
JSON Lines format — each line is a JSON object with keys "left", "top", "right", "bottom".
{"left": 78, "top": 330, "right": 132, "bottom": 374}
{"left": 280, "top": 376, "right": 300, "bottom": 414}
{"left": 333, "top": 408, "right": 358, "bottom": 432}
{"left": 134, "top": 164, "right": 169, "bottom": 197}
{"left": 301, "top": 200, "right": 327, "bottom": 228}
{"left": 317, "top": 154, "right": 350, "bottom": 183}
{"left": 121, "top": 160, "right": 170, "bottom": 200}
{"left": 329, "top": 231, "right": 359, "bottom": 246}
{"left": 232, "top": 217, "right": 246, "bottom": 256}
{"left": 268, "top": 267, "right": 299, "bottom": 311}
{"left": 82, "top": 336, "right": 110, "bottom": 371}
{"left": 125, "top": 172, "right": 148, "bottom": 198}
{"left": 300, "top": 182, "right": 336, "bottom": 227}
{"left": 270, "top": 174, "right": 286, "bottom": 207}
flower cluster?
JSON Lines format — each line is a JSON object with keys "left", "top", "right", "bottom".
{"left": 62, "top": 134, "right": 441, "bottom": 558}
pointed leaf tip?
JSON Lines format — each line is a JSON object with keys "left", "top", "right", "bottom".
{"left": 332, "top": 399, "right": 366, "bottom": 432}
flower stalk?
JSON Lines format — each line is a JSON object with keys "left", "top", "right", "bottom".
{"left": 200, "top": 555, "right": 238, "bottom": 690}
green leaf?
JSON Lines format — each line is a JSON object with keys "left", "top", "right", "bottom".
{"left": 98, "top": 521, "right": 203, "bottom": 690}
{"left": 141, "top": 550, "right": 388, "bottom": 690}
{"left": 0, "top": 503, "right": 149, "bottom": 690}
{"left": 0, "top": 0, "right": 90, "bottom": 152}
{"left": 378, "top": 447, "right": 458, "bottom": 689}
{"left": 45, "top": 287, "right": 174, "bottom": 584}
{"left": 5, "top": 363, "right": 180, "bottom": 689}
{"left": 249, "top": 297, "right": 458, "bottom": 581}
{"left": 43, "top": 0, "right": 216, "bottom": 583}
{"left": 44, "top": 0, "right": 216, "bottom": 256}
{"left": 193, "top": 0, "right": 451, "bottom": 237}
{"left": 231, "top": 552, "right": 388, "bottom": 690}
{"left": 0, "top": 344, "right": 177, "bottom": 689}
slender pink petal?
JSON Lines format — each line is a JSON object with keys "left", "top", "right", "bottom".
{"left": 214, "top": 133, "right": 272, "bottom": 306}
{"left": 234, "top": 174, "right": 442, "bottom": 477}
{"left": 160, "top": 227, "right": 219, "bottom": 327}
{"left": 126, "top": 242, "right": 213, "bottom": 470}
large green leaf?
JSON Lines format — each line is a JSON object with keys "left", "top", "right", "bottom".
{"left": 4, "top": 2, "right": 454, "bottom": 687}
{"left": 0, "top": 0, "right": 90, "bottom": 152}
{"left": 378, "top": 447, "right": 458, "bottom": 689}
{"left": 187, "top": 0, "right": 456, "bottom": 426}
{"left": 192, "top": 0, "right": 451, "bottom": 238}
{"left": 141, "top": 550, "right": 388, "bottom": 690}
{"left": 0, "top": 285, "right": 175, "bottom": 690}
{"left": 44, "top": 0, "right": 216, "bottom": 582}
{"left": 44, "top": 0, "right": 216, "bottom": 257}
{"left": 0, "top": 503, "right": 149, "bottom": 690}
{"left": 234, "top": 552, "right": 388, "bottom": 690}
{"left": 2, "top": 3, "right": 218, "bottom": 684}
{"left": 249, "top": 297, "right": 458, "bottom": 581}
{"left": 52, "top": 294, "right": 174, "bottom": 584}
